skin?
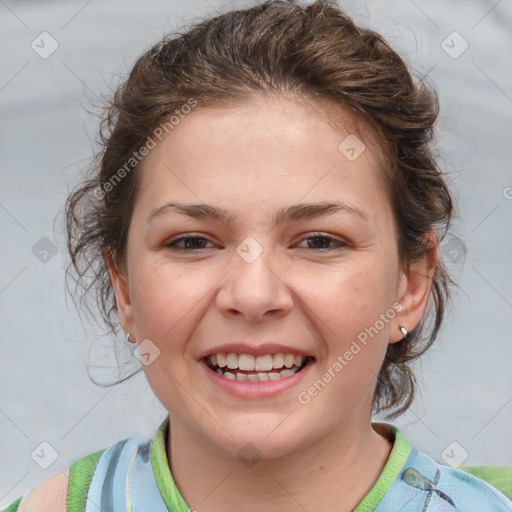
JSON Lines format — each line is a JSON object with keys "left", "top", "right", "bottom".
{"left": 108, "top": 96, "right": 437, "bottom": 512}
{"left": 18, "top": 468, "right": 68, "bottom": 512}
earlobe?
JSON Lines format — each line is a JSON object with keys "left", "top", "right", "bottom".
{"left": 391, "top": 233, "right": 438, "bottom": 343}
{"left": 104, "top": 248, "right": 134, "bottom": 338}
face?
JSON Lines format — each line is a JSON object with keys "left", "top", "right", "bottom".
{"left": 109, "top": 96, "right": 433, "bottom": 458}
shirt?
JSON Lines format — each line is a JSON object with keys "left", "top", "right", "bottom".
{"left": 3, "top": 416, "right": 511, "bottom": 511}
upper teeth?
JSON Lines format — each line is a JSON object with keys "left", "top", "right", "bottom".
{"left": 210, "top": 353, "right": 306, "bottom": 371}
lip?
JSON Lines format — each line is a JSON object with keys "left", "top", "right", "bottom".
{"left": 197, "top": 342, "right": 314, "bottom": 359}
{"left": 199, "top": 356, "right": 316, "bottom": 400}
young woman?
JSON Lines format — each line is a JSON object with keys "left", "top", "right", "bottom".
{"left": 5, "top": 1, "right": 511, "bottom": 511}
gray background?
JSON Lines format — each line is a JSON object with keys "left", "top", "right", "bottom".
{"left": 1, "top": 0, "right": 511, "bottom": 506}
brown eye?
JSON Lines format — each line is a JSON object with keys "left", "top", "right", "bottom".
{"left": 166, "top": 235, "right": 214, "bottom": 252}
{"left": 297, "top": 234, "right": 347, "bottom": 251}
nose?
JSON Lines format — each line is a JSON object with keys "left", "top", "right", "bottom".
{"left": 215, "top": 242, "right": 294, "bottom": 322}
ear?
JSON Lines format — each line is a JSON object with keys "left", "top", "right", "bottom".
{"left": 105, "top": 248, "right": 135, "bottom": 342}
{"left": 391, "top": 232, "right": 439, "bottom": 343}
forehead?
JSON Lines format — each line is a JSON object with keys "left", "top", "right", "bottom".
{"left": 135, "top": 96, "right": 390, "bottom": 222}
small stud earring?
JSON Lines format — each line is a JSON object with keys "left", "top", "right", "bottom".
{"left": 399, "top": 326, "right": 408, "bottom": 338}
{"left": 126, "top": 332, "right": 132, "bottom": 342}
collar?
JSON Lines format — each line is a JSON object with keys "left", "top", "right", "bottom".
{"left": 150, "top": 416, "right": 411, "bottom": 511}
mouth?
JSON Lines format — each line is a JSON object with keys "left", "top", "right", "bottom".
{"left": 203, "top": 352, "right": 315, "bottom": 382}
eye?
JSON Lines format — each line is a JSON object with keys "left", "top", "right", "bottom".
{"left": 296, "top": 233, "right": 348, "bottom": 251}
{"left": 165, "top": 235, "right": 216, "bottom": 252}
{"left": 165, "top": 233, "right": 348, "bottom": 253}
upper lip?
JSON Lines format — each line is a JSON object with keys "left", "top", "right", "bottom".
{"left": 198, "top": 343, "right": 314, "bottom": 360}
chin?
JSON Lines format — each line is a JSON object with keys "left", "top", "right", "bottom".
{"left": 208, "top": 419, "right": 307, "bottom": 462}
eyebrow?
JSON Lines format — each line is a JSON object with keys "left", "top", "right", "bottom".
{"left": 147, "top": 200, "right": 368, "bottom": 227}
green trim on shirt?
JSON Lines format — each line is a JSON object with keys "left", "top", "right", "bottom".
{"left": 150, "top": 417, "right": 411, "bottom": 512}
{"left": 0, "top": 497, "right": 21, "bottom": 512}
{"left": 66, "top": 448, "right": 105, "bottom": 512}
{"left": 353, "top": 423, "right": 411, "bottom": 511}
{"left": 151, "top": 416, "right": 192, "bottom": 511}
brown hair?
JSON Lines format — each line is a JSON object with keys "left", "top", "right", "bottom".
{"left": 65, "top": 0, "right": 454, "bottom": 419}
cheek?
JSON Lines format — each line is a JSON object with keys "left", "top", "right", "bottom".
{"left": 129, "top": 265, "right": 205, "bottom": 408}
{"left": 130, "top": 263, "right": 208, "bottom": 344}
{"left": 305, "top": 261, "right": 397, "bottom": 391}
{"left": 311, "top": 264, "right": 393, "bottom": 331}
{"left": 306, "top": 270, "right": 393, "bottom": 408}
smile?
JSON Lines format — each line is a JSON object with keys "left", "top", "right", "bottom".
{"left": 204, "top": 353, "right": 313, "bottom": 382}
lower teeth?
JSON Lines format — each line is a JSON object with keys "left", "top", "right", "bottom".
{"left": 214, "top": 366, "right": 302, "bottom": 382}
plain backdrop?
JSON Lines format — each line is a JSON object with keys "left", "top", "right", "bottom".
{"left": 1, "top": 0, "right": 511, "bottom": 506}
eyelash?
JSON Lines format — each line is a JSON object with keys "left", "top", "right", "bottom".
{"left": 165, "top": 233, "right": 348, "bottom": 252}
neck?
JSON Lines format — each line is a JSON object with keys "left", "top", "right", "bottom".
{"left": 166, "top": 415, "right": 393, "bottom": 512}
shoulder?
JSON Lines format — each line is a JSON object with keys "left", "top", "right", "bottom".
{"left": 8, "top": 446, "right": 107, "bottom": 512}
{"left": 404, "top": 448, "right": 512, "bottom": 511}
{"left": 437, "top": 463, "right": 512, "bottom": 510}
{"left": 17, "top": 467, "right": 69, "bottom": 512}
{"left": 378, "top": 424, "right": 512, "bottom": 511}
{"left": 1, "top": 425, "right": 161, "bottom": 512}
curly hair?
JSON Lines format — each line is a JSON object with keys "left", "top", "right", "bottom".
{"left": 65, "top": 0, "right": 454, "bottom": 419}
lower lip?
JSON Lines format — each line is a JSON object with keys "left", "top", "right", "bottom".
{"left": 200, "top": 358, "right": 315, "bottom": 399}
